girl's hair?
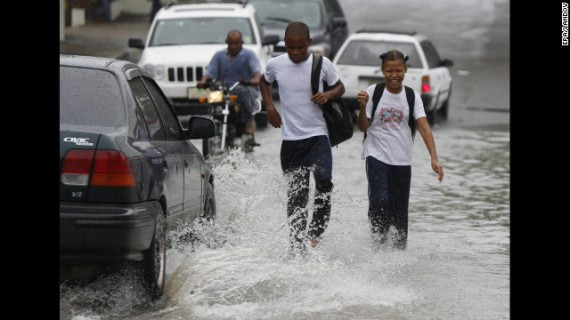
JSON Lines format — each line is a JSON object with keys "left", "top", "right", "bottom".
{"left": 379, "top": 50, "right": 409, "bottom": 68}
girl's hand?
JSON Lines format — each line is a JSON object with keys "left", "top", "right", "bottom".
{"left": 357, "top": 90, "right": 369, "bottom": 107}
{"left": 432, "top": 159, "right": 444, "bottom": 182}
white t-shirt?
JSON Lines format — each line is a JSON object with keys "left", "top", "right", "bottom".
{"left": 361, "top": 85, "right": 426, "bottom": 165}
{"left": 263, "top": 54, "right": 340, "bottom": 141}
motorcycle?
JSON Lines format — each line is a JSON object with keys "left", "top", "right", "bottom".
{"left": 192, "top": 80, "right": 261, "bottom": 159}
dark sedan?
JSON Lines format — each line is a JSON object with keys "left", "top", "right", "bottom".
{"left": 60, "top": 54, "right": 216, "bottom": 299}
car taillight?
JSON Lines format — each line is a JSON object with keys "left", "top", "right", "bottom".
{"left": 421, "top": 75, "right": 431, "bottom": 93}
{"left": 91, "top": 150, "right": 136, "bottom": 187}
{"left": 61, "top": 149, "right": 95, "bottom": 186}
{"left": 61, "top": 149, "right": 135, "bottom": 187}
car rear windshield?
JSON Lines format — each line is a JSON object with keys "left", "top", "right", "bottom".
{"left": 336, "top": 40, "right": 422, "bottom": 68}
{"left": 150, "top": 17, "right": 256, "bottom": 46}
{"left": 251, "top": 0, "right": 323, "bottom": 28}
{"left": 60, "top": 66, "right": 126, "bottom": 127}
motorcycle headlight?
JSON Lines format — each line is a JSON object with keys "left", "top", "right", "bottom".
{"left": 207, "top": 90, "right": 223, "bottom": 103}
{"left": 142, "top": 64, "right": 165, "bottom": 80}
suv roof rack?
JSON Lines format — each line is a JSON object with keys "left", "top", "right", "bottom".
{"left": 356, "top": 28, "right": 417, "bottom": 36}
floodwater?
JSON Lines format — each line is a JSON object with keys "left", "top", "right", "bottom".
{"left": 60, "top": 0, "right": 509, "bottom": 316}
{"left": 60, "top": 121, "right": 509, "bottom": 320}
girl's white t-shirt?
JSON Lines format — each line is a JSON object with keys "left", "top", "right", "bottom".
{"left": 361, "top": 85, "right": 426, "bottom": 165}
{"left": 263, "top": 54, "right": 340, "bottom": 141}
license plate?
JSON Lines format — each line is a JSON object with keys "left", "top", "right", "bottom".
{"left": 187, "top": 87, "right": 208, "bottom": 99}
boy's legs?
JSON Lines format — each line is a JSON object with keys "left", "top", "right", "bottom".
{"left": 285, "top": 168, "right": 310, "bottom": 251}
{"left": 307, "top": 136, "right": 333, "bottom": 244}
{"left": 281, "top": 140, "right": 310, "bottom": 252}
{"left": 281, "top": 136, "right": 333, "bottom": 249}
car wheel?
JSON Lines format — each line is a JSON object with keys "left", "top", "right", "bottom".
{"left": 142, "top": 207, "right": 166, "bottom": 299}
{"left": 176, "top": 182, "right": 216, "bottom": 249}
{"left": 201, "top": 182, "right": 216, "bottom": 222}
{"left": 437, "top": 99, "right": 449, "bottom": 120}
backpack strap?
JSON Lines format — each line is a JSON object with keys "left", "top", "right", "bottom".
{"left": 311, "top": 53, "right": 323, "bottom": 96}
{"left": 404, "top": 86, "right": 416, "bottom": 140}
{"left": 365, "top": 83, "right": 416, "bottom": 140}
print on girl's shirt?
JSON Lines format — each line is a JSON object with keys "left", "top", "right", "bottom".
{"left": 379, "top": 106, "right": 404, "bottom": 128}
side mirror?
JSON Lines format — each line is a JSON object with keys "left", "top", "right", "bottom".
{"left": 331, "top": 17, "right": 347, "bottom": 28}
{"left": 262, "top": 34, "right": 280, "bottom": 46}
{"left": 128, "top": 38, "right": 145, "bottom": 49}
{"left": 185, "top": 116, "right": 215, "bottom": 139}
{"left": 440, "top": 59, "right": 454, "bottom": 67}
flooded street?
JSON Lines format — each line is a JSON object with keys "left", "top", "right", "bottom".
{"left": 59, "top": 0, "right": 509, "bottom": 318}
{"left": 61, "top": 121, "right": 509, "bottom": 320}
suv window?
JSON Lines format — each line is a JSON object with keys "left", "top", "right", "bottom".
{"left": 336, "top": 40, "right": 422, "bottom": 68}
{"left": 129, "top": 78, "right": 166, "bottom": 141}
{"left": 251, "top": 0, "right": 324, "bottom": 28}
{"left": 150, "top": 17, "right": 257, "bottom": 46}
{"left": 142, "top": 78, "right": 182, "bottom": 140}
{"left": 420, "top": 40, "right": 442, "bottom": 68}
{"left": 60, "top": 67, "right": 126, "bottom": 127}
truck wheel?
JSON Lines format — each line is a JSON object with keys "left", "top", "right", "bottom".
{"left": 437, "top": 99, "right": 449, "bottom": 120}
{"left": 142, "top": 207, "right": 166, "bottom": 299}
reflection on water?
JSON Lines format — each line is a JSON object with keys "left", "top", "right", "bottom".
{"left": 60, "top": 124, "right": 509, "bottom": 320}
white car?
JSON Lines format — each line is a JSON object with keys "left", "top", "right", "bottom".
{"left": 332, "top": 29, "right": 453, "bottom": 124}
{"left": 129, "top": 2, "right": 278, "bottom": 116}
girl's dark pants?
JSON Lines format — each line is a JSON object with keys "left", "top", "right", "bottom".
{"left": 281, "top": 135, "right": 333, "bottom": 250}
{"left": 366, "top": 156, "right": 411, "bottom": 250}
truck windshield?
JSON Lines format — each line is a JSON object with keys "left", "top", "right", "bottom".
{"left": 150, "top": 17, "right": 257, "bottom": 46}
{"left": 251, "top": 0, "right": 323, "bottom": 29}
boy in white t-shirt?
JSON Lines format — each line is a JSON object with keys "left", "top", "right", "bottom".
{"left": 259, "top": 22, "right": 345, "bottom": 254}
{"left": 357, "top": 50, "right": 444, "bottom": 250}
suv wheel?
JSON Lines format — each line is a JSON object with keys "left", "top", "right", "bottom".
{"left": 437, "top": 99, "right": 449, "bottom": 120}
{"left": 142, "top": 207, "right": 166, "bottom": 299}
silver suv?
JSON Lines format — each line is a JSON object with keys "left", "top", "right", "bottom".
{"left": 333, "top": 29, "right": 454, "bottom": 124}
{"left": 249, "top": 0, "right": 348, "bottom": 59}
{"left": 129, "top": 2, "right": 279, "bottom": 116}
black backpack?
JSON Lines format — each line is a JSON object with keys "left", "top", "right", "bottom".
{"left": 311, "top": 54, "right": 353, "bottom": 147}
{"left": 364, "top": 83, "right": 416, "bottom": 141}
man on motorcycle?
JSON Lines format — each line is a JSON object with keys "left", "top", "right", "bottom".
{"left": 197, "top": 30, "right": 262, "bottom": 151}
